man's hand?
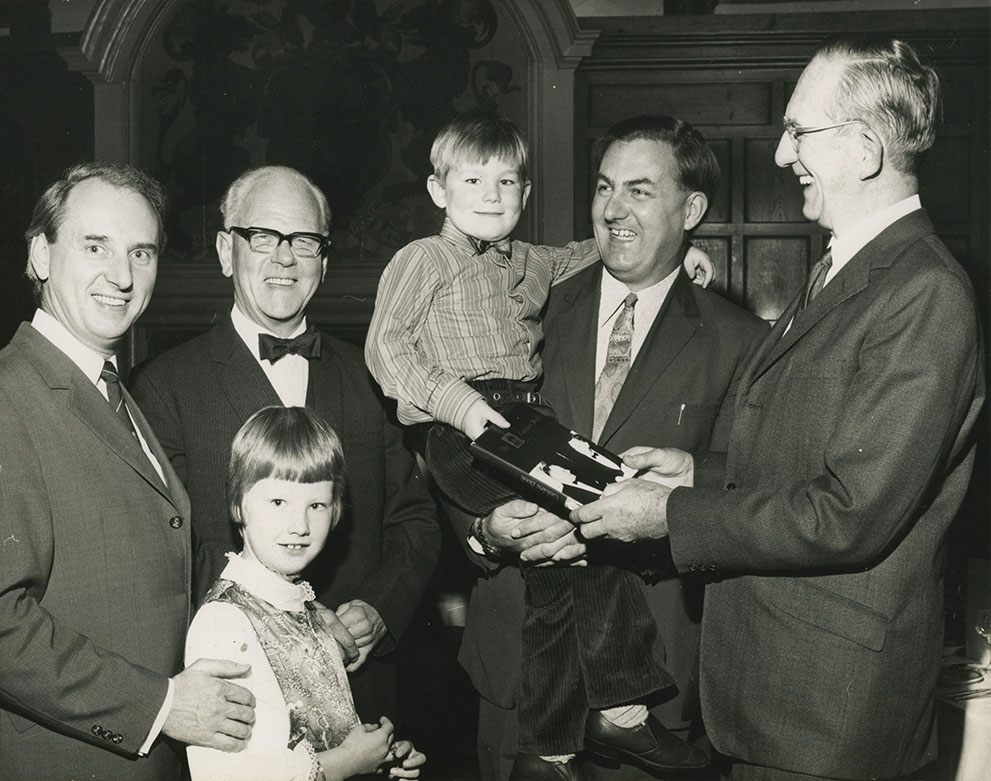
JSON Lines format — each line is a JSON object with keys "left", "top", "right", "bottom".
{"left": 571, "top": 478, "right": 673, "bottom": 543}
{"left": 336, "top": 600, "right": 387, "bottom": 672}
{"left": 623, "top": 446, "right": 694, "bottom": 489}
{"left": 486, "top": 499, "right": 587, "bottom": 565}
{"left": 313, "top": 602, "right": 360, "bottom": 667}
{"left": 163, "top": 658, "right": 256, "bottom": 751}
{"left": 684, "top": 245, "right": 714, "bottom": 288}
{"left": 462, "top": 399, "right": 509, "bottom": 440}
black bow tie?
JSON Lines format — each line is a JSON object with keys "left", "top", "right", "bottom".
{"left": 469, "top": 236, "right": 512, "bottom": 258}
{"left": 258, "top": 328, "right": 322, "bottom": 362}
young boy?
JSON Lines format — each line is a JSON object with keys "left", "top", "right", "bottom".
{"left": 366, "top": 110, "right": 711, "bottom": 513}
{"left": 366, "top": 112, "right": 710, "bottom": 777}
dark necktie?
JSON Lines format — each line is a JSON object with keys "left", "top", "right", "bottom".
{"left": 469, "top": 236, "right": 512, "bottom": 258}
{"left": 801, "top": 250, "right": 833, "bottom": 309}
{"left": 100, "top": 360, "right": 138, "bottom": 440}
{"left": 258, "top": 327, "right": 322, "bottom": 363}
{"left": 593, "top": 293, "right": 637, "bottom": 442}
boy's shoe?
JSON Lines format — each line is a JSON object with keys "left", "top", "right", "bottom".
{"left": 509, "top": 753, "right": 582, "bottom": 781}
{"left": 584, "top": 712, "right": 709, "bottom": 774}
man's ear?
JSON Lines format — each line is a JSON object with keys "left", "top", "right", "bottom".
{"left": 216, "top": 230, "right": 234, "bottom": 278}
{"left": 859, "top": 127, "right": 884, "bottom": 180}
{"left": 683, "top": 192, "right": 709, "bottom": 232}
{"left": 521, "top": 180, "right": 532, "bottom": 211}
{"left": 427, "top": 175, "right": 447, "bottom": 209}
{"left": 29, "top": 234, "right": 51, "bottom": 282}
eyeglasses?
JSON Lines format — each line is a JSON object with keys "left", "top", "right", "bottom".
{"left": 228, "top": 226, "right": 330, "bottom": 259}
{"left": 783, "top": 119, "right": 864, "bottom": 147}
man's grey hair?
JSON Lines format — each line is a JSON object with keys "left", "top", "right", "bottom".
{"left": 219, "top": 166, "right": 332, "bottom": 234}
{"left": 815, "top": 34, "right": 942, "bottom": 174}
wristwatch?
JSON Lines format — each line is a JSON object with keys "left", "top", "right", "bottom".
{"left": 467, "top": 516, "right": 503, "bottom": 560}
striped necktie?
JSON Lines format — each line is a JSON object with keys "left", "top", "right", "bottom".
{"left": 801, "top": 250, "right": 833, "bottom": 309}
{"left": 593, "top": 293, "right": 637, "bottom": 442}
{"left": 100, "top": 360, "right": 138, "bottom": 440}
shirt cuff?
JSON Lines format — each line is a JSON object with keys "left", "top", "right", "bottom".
{"left": 139, "top": 678, "right": 174, "bottom": 756}
{"left": 430, "top": 380, "right": 485, "bottom": 432}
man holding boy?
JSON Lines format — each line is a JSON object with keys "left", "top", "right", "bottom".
{"left": 574, "top": 36, "right": 985, "bottom": 780}
{"left": 131, "top": 166, "right": 440, "bottom": 724}
{"left": 0, "top": 162, "right": 255, "bottom": 780}
{"left": 416, "top": 114, "right": 765, "bottom": 780}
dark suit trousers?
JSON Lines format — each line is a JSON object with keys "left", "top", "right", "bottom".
{"left": 517, "top": 565, "right": 666, "bottom": 754}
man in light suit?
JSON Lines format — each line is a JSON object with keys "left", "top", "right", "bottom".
{"left": 0, "top": 162, "right": 255, "bottom": 780}
{"left": 575, "top": 35, "right": 985, "bottom": 781}
{"left": 131, "top": 165, "right": 440, "bottom": 723}
{"left": 448, "top": 117, "right": 767, "bottom": 781}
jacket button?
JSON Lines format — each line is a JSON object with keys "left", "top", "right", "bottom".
{"left": 169, "top": 516, "right": 183, "bottom": 529}
{"left": 113, "top": 734, "right": 123, "bottom": 744}
{"left": 92, "top": 724, "right": 102, "bottom": 736}
{"left": 725, "top": 482, "right": 737, "bottom": 490}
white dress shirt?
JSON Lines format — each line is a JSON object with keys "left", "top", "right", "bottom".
{"left": 230, "top": 305, "right": 310, "bottom": 407}
{"left": 29, "top": 308, "right": 171, "bottom": 755}
{"left": 825, "top": 194, "right": 922, "bottom": 288}
{"left": 594, "top": 266, "right": 679, "bottom": 379}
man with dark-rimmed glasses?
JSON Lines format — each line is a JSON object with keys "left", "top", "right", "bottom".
{"left": 131, "top": 165, "right": 440, "bottom": 730}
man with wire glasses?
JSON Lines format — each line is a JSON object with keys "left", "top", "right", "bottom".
{"left": 572, "top": 34, "right": 985, "bottom": 781}
{"left": 131, "top": 165, "right": 440, "bottom": 729}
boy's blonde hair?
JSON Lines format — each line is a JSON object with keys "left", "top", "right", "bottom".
{"left": 227, "top": 406, "right": 346, "bottom": 528}
{"left": 430, "top": 111, "right": 529, "bottom": 183}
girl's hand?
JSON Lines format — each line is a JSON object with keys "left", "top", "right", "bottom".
{"left": 321, "top": 718, "right": 394, "bottom": 779}
{"left": 386, "top": 740, "right": 426, "bottom": 779}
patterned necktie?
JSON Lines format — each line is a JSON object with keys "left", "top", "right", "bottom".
{"left": 469, "top": 236, "right": 512, "bottom": 258}
{"left": 258, "top": 327, "right": 322, "bottom": 363}
{"left": 593, "top": 293, "right": 637, "bottom": 442}
{"left": 100, "top": 360, "right": 138, "bottom": 440}
{"left": 801, "top": 250, "right": 833, "bottom": 309}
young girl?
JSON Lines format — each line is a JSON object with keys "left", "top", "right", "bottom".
{"left": 185, "top": 406, "right": 425, "bottom": 781}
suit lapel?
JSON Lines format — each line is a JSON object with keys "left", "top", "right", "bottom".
{"left": 547, "top": 268, "right": 600, "bottom": 437}
{"left": 306, "top": 335, "right": 344, "bottom": 430}
{"left": 599, "top": 271, "right": 699, "bottom": 446}
{"left": 210, "top": 315, "right": 282, "bottom": 420}
{"left": 16, "top": 325, "right": 177, "bottom": 504}
{"left": 746, "top": 210, "right": 935, "bottom": 388}
{"left": 127, "top": 388, "right": 189, "bottom": 511}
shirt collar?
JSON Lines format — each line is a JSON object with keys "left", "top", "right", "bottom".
{"left": 31, "top": 308, "right": 111, "bottom": 385}
{"left": 598, "top": 266, "right": 679, "bottom": 327}
{"left": 220, "top": 552, "right": 315, "bottom": 611}
{"left": 829, "top": 194, "right": 922, "bottom": 273}
{"left": 439, "top": 217, "right": 513, "bottom": 260}
{"left": 230, "top": 303, "right": 308, "bottom": 360}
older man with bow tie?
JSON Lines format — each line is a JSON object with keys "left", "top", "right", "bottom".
{"left": 131, "top": 165, "right": 440, "bottom": 728}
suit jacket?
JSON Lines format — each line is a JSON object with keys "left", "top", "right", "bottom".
{"left": 0, "top": 324, "right": 191, "bottom": 780}
{"left": 668, "top": 209, "right": 986, "bottom": 778}
{"left": 454, "top": 265, "right": 768, "bottom": 729}
{"left": 130, "top": 315, "right": 440, "bottom": 720}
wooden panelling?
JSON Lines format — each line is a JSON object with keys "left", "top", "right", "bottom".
{"left": 706, "top": 138, "right": 732, "bottom": 223}
{"left": 588, "top": 81, "right": 772, "bottom": 127}
{"left": 743, "top": 138, "right": 805, "bottom": 223}
{"left": 745, "top": 236, "right": 809, "bottom": 321}
{"left": 575, "top": 12, "right": 990, "bottom": 324}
